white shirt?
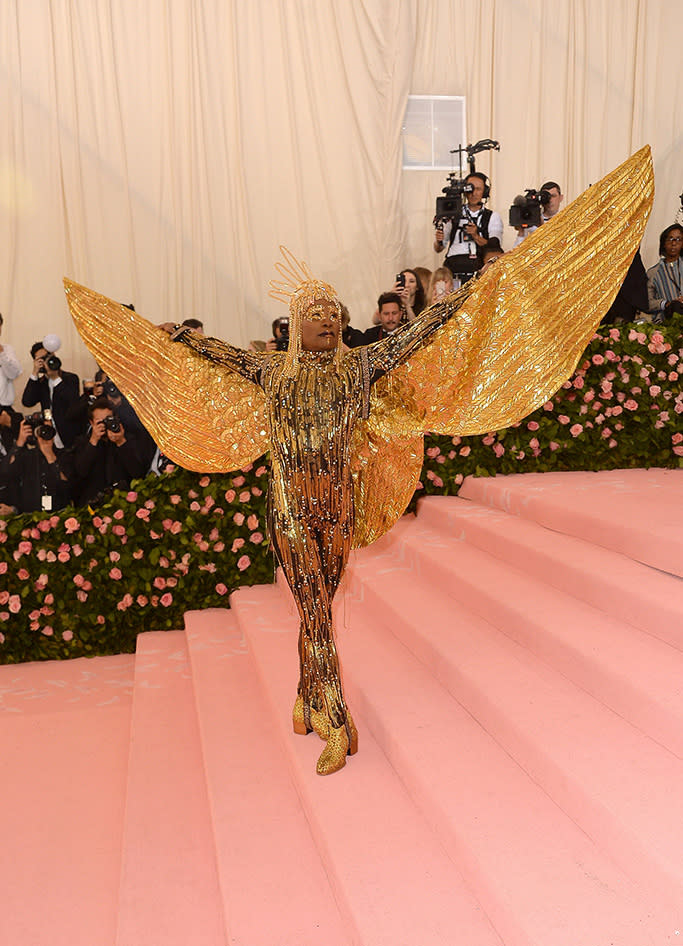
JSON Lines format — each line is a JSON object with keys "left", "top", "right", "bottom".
{"left": 0, "top": 342, "right": 22, "bottom": 405}
{"left": 443, "top": 206, "right": 504, "bottom": 258}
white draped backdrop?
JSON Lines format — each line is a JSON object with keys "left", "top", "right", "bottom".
{"left": 1, "top": 0, "right": 681, "bottom": 388}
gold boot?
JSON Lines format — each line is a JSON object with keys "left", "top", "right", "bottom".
{"left": 316, "top": 724, "right": 350, "bottom": 776}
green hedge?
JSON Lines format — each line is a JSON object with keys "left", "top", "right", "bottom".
{"left": 1, "top": 316, "right": 680, "bottom": 664}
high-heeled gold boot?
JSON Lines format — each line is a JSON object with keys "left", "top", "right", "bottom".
{"left": 316, "top": 724, "right": 350, "bottom": 776}
{"left": 293, "top": 695, "right": 333, "bottom": 740}
{"left": 292, "top": 694, "right": 311, "bottom": 735}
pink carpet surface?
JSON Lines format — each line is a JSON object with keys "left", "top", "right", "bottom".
{"left": 0, "top": 468, "right": 680, "bottom": 945}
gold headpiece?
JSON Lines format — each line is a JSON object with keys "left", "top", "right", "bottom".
{"left": 269, "top": 246, "right": 342, "bottom": 374}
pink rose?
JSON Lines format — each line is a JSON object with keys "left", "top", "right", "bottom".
{"left": 255, "top": 466, "right": 266, "bottom": 477}
{"left": 77, "top": 590, "right": 88, "bottom": 603}
{"left": 44, "top": 593, "right": 54, "bottom": 605}
{"left": 672, "top": 433, "right": 683, "bottom": 445}
{"left": 624, "top": 399, "right": 638, "bottom": 411}
{"left": 62, "top": 630, "right": 73, "bottom": 641}
{"left": 93, "top": 516, "right": 102, "bottom": 528}
{"left": 113, "top": 509, "right": 124, "bottom": 520}
{"left": 160, "top": 593, "right": 173, "bottom": 607}
{"left": 426, "top": 446, "right": 440, "bottom": 458}
{"left": 232, "top": 476, "right": 245, "bottom": 487}
{"left": 233, "top": 512, "right": 245, "bottom": 526}
{"left": 0, "top": 562, "right": 6, "bottom": 574}
{"left": 57, "top": 551, "right": 70, "bottom": 563}
{"left": 136, "top": 508, "right": 150, "bottom": 520}
{"left": 216, "top": 583, "right": 229, "bottom": 596}
{"left": 170, "top": 521, "right": 182, "bottom": 534}
{"left": 246, "top": 514, "right": 258, "bottom": 530}
{"left": 239, "top": 491, "right": 250, "bottom": 503}
{"left": 144, "top": 499, "right": 155, "bottom": 510}
{"left": 669, "top": 371, "right": 679, "bottom": 382}
{"left": 112, "top": 525, "right": 126, "bottom": 536}
{"left": 237, "top": 555, "right": 251, "bottom": 571}
{"left": 0, "top": 591, "right": 8, "bottom": 605}
{"left": 97, "top": 615, "right": 105, "bottom": 624}
{"left": 673, "top": 445, "right": 683, "bottom": 457}
{"left": 459, "top": 446, "right": 471, "bottom": 457}
{"left": 37, "top": 520, "right": 51, "bottom": 532}
{"left": 137, "top": 594, "right": 149, "bottom": 607}
{"left": 492, "top": 443, "right": 505, "bottom": 458}
{"left": 73, "top": 574, "right": 85, "bottom": 587}
{"left": 231, "top": 538, "right": 245, "bottom": 552}
{"left": 110, "top": 567, "right": 122, "bottom": 580}
{"left": 190, "top": 501, "right": 201, "bottom": 511}
{"left": 609, "top": 328, "right": 620, "bottom": 340}
{"left": 482, "top": 434, "right": 495, "bottom": 445}
{"left": 558, "top": 415, "right": 570, "bottom": 425}
{"left": 132, "top": 549, "right": 143, "bottom": 559}
{"left": 170, "top": 494, "right": 181, "bottom": 505}
{"left": 41, "top": 626, "right": 54, "bottom": 636}
{"left": 543, "top": 401, "right": 554, "bottom": 411}
{"left": 126, "top": 491, "right": 138, "bottom": 501}
{"left": 249, "top": 532, "right": 263, "bottom": 545}
{"left": 592, "top": 354, "right": 604, "bottom": 366}
{"left": 199, "top": 475, "right": 210, "bottom": 487}
{"left": 649, "top": 385, "right": 661, "bottom": 397}
{"left": 251, "top": 487, "right": 263, "bottom": 497}
{"left": 527, "top": 421, "right": 539, "bottom": 431}
{"left": 569, "top": 423, "right": 583, "bottom": 437}
{"left": 609, "top": 438, "right": 617, "bottom": 448}
{"left": 573, "top": 375, "right": 584, "bottom": 389}
{"left": 17, "top": 540, "right": 32, "bottom": 555}
{"left": 549, "top": 441, "right": 559, "bottom": 451}
{"left": 17, "top": 568, "right": 29, "bottom": 580}
{"left": 153, "top": 577, "right": 166, "bottom": 590}
{"left": 8, "top": 595, "right": 21, "bottom": 614}
{"left": 214, "top": 541, "right": 225, "bottom": 552}
{"left": 109, "top": 551, "right": 120, "bottom": 562}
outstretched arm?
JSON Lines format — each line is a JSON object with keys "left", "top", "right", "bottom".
{"left": 360, "top": 281, "right": 476, "bottom": 383}
{"left": 159, "top": 323, "right": 266, "bottom": 386}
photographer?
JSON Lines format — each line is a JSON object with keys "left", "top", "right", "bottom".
{"left": 69, "top": 396, "right": 149, "bottom": 506}
{"left": 266, "top": 317, "right": 290, "bottom": 352}
{"left": 0, "top": 412, "right": 72, "bottom": 514}
{"left": 512, "top": 181, "right": 564, "bottom": 247}
{"left": 433, "top": 172, "right": 503, "bottom": 282}
{"left": 21, "top": 342, "right": 81, "bottom": 447}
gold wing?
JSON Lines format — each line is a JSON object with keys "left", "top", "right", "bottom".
{"left": 63, "top": 280, "right": 269, "bottom": 472}
{"left": 381, "top": 144, "right": 653, "bottom": 436}
{"left": 351, "top": 145, "right": 653, "bottom": 546}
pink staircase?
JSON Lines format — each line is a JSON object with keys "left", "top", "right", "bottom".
{"left": 0, "top": 469, "right": 681, "bottom": 945}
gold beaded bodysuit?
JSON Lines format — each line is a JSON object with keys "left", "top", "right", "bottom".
{"left": 64, "top": 146, "right": 653, "bottom": 775}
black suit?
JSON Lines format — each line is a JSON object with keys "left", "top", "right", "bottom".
{"left": 22, "top": 371, "right": 82, "bottom": 448}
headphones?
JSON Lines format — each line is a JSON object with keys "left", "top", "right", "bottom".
{"left": 467, "top": 171, "right": 490, "bottom": 201}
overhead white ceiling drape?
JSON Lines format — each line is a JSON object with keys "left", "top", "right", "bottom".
{"left": 0, "top": 0, "right": 680, "bottom": 389}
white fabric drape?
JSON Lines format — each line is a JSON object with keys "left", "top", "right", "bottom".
{"left": 0, "top": 0, "right": 680, "bottom": 390}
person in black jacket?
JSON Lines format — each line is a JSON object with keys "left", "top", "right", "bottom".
{"left": 69, "top": 396, "right": 149, "bottom": 506}
{"left": 21, "top": 342, "right": 81, "bottom": 448}
{"left": 0, "top": 414, "right": 72, "bottom": 514}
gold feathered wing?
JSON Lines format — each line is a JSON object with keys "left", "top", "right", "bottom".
{"left": 351, "top": 145, "right": 654, "bottom": 547}
{"left": 63, "top": 280, "right": 269, "bottom": 472}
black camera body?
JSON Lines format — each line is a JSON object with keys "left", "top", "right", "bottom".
{"left": 509, "top": 189, "right": 544, "bottom": 229}
{"left": 275, "top": 328, "right": 290, "bottom": 352}
{"left": 103, "top": 415, "right": 122, "bottom": 433}
{"left": 434, "top": 175, "right": 474, "bottom": 226}
{"left": 25, "top": 411, "right": 55, "bottom": 442}
{"left": 103, "top": 379, "right": 120, "bottom": 399}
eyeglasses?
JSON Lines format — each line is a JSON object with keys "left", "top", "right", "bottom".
{"left": 665, "top": 235, "right": 682, "bottom": 243}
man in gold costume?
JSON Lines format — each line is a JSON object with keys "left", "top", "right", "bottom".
{"left": 65, "top": 147, "right": 653, "bottom": 775}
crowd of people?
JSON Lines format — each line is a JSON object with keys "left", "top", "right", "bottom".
{"left": 1, "top": 195, "right": 681, "bottom": 519}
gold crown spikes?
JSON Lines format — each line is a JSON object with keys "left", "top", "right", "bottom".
{"left": 268, "top": 245, "right": 316, "bottom": 304}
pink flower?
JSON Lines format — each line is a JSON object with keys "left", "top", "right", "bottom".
{"left": 0, "top": 591, "right": 8, "bottom": 605}
{"left": 113, "top": 509, "right": 124, "bottom": 520}
{"left": 569, "top": 423, "right": 583, "bottom": 437}
{"left": 112, "top": 525, "right": 126, "bottom": 536}
{"left": 214, "top": 541, "right": 225, "bottom": 552}
{"left": 97, "top": 615, "right": 105, "bottom": 624}
{"left": 239, "top": 490, "right": 250, "bottom": 503}
{"left": 233, "top": 512, "right": 245, "bottom": 526}
{"left": 204, "top": 496, "right": 215, "bottom": 510}
{"left": 17, "top": 540, "right": 32, "bottom": 555}
{"left": 249, "top": 533, "right": 264, "bottom": 545}
{"left": 144, "top": 499, "right": 155, "bottom": 510}
{"left": 132, "top": 549, "right": 143, "bottom": 559}
{"left": 426, "top": 446, "right": 440, "bottom": 458}
{"left": 216, "top": 583, "right": 229, "bottom": 595}
{"left": 482, "top": 434, "right": 495, "bottom": 445}
{"left": 93, "top": 516, "right": 103, "bottom": 528}
{"left": 251, "top": 487, "right": 263, "bottom": 497}
{"left": 592, "top": 354, "right": 605, "bottom": 366}
{"left": 247, "top": 514, "right": 259, "bottom": 530}
{"left": 609, "top": 438, "right": 617, "bottom": 448}
{"left": 669, "top": 371, "right": 679, "bottom": 382}
{"left": 673, "top": 445, "right": 683, "bottom": 457}
{"left": 170, "top": 494, "right": 181, "bottom": 505}
{"left": 611, "top": 405, "right": 623, "bottom": 416}
{"left": 76, "top": 590, "right": 88, "bottom": 603}
{"left": 190, "top": 501, "right": 201, "bottom": 511}
{"left": 649, "top": 385, "right": 661, "bottom": 396}
{"left": 659, "top": 411, "right": 670, "bottom": 423}
{"left": 624, "top": 399, "right": 638, "bottom": 411}
{"left": 110, "top": 567, "right": 122, "bottom": 580}
{"left": 41, "top": 626, "right": 54, "bottom": 636}
{"left": 255, "top": 466, "right": 266, "bottom": 477}
{"left": 37, "top": 519, "right": 51, "bottom": 532}
{"left": 0, "top": 562, "right": 6, "bottom": 574}
{"left": 109, "top": 551, "right": 120, "bottom": 562}
{"left": 492, "top": 443, "right": 505, "bottom": 458}
{"left": 8, "top": 595, "right": 21, "bottom": 614}
{"left": 170, "top": 521, "right": 182, "bottom": 534}
{"left": 237, "top": 554, "right": 251, "bottom": 571}
{"left": 527, "top": 421, "right": 539, "bottom": 431}
{"left": 672, "top": 433, "right": 683, "bottom": 445}
{"left": 44, "top": 593, "right": 54, "bottom": 605}
{"left": 126, "top": 491, "right": 138, "bottom": 501}
{"left": 224, "top": 489, "right": 236, "bottom": 503}
{"left": 459, "top": 446, "right": 471, "bottom": 457}
{"left": 573, "top": 375, "right": 584, "bottom": 389}
{"left": 160, "top": 593, "right": 173, "bottom": 607}
{"left": 136, "top": 508, "right": 150, "bottom": 520}
{"left": 153, "top": 576, "right": 166, "bottom": 590}
{"left": 73, "top": 574, "right": 85, "bottom": 587}
{"left": 136, "top": 594, "right": 149, "bottom": 607}
{"left": 57, "top": 550, "right": 70, "bottom": 563}
{"left": 231, "top": 538, "right": 245, "bottom": 552}
{"left": 549, "top": 441, "right": 559, "bottom": 451}
{"left": 17, "top": 568, "right": 29, "bottom": 580}
{"left": 543, "top": 401, "right": 554, "bottom": 411}
{"left": 232, "top": 476, "right": 245, "bottom": 487}
{"left": 558, "top": 415, "right": 570, "bottom": 425}
{"left": 609, "top": 328, "right": 620, "bottom": 340}
{"left": 150, "top": 530, "right": 161, "bottom": 539}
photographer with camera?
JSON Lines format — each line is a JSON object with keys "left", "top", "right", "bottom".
{"left": 433, "top": 172, "right": 503, "bottom": 283}
{"left": 511, "top": 181, "right": 564, "bottom": 247}
{"left": 21, "top": 341, "right": 81, "bottom": 448}
{"left": 69, "top": 396, "right": 150, "bottom": 506}
{"left": 266, "top": 317, "right": 290, "bottom": 352}
{"left": 0, "top": 410, "right": 72, "bottom": 514}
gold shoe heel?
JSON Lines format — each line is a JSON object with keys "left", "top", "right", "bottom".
{"left": 345, "top": 714, "right": 358, "bottom": 755}
{"left": 316, "top": 725, "right": 350, "bottom": 776}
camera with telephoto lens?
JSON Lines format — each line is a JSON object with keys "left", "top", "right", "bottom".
{"left": 509, "top": 188, "right": 553, "bottom": 229}
{"left": 103, "top": 415, "right": 122, "bottom": 433}
{"left": 103, "top": 379, "right": 120, "bottom": 398}
{"left": 274, "top": 318, "right": 290, "bottom": 352}
{"left": 25, "top": 410, "right": 56, "bottom": 442}
{"left": 434, "top": 174, "right": 475, "bottom": 228}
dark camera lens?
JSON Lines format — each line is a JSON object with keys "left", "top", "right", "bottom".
{"left": 103, "top": 380, "right": 119, "bottom": 397}
{"left": 103, "top": 415, "right": 121, "bottom": 433}
{"left": 46, "top": 354, "right": 61, "bottom": 371}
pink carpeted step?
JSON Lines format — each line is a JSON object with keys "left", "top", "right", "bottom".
{"left": 183, "top": 608, "right": 350, "bottom": 946}
{"left": 229, "top": 584, "right": 503, "bottom": 946}
{"left": 417, "top": 493, "right": 683, "bottom": 650}
{"left": 116, "top": 631, "right": 226, "bottom": 946}
{"left": 0, "top": 654, "right": 134, "bottom": 946}
{"left": 459, "top": 469, "right": 683, "bottom": 577}
{"left": 376, "top": 513, "right": 683, "bottom": 759}
{"left": 336, "top": 585, "right": 680, "bottom": 944}
{"left": 345, "top": 533, "right": 683, "bottom": 917}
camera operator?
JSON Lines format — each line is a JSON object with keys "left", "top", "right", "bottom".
{"left": 21, "top": 341, "right": 81, "bottom": 448}
{"left": 512, "top": 181, "right": 564, "bottom": 247}
{"left": 433, "top": 172, "right": 503, "bottom": 282}
{"left": 0, "top": 412, "right": 72, "bottom": 514}
{"left": 266, "top": 317, "right": 290, "bottom": 352}
{"left": 69, "top": 396, "right": 149, "bottom": 506}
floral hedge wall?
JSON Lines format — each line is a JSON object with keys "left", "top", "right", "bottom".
{"left": 0, "top": 316, "right": 680, "bottom": 664}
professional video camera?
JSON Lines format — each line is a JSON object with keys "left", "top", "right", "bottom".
{"left": 433, "top": 138, "right": 500, "bottom": 228}
{"left": 509, "top": 188, "right": 553, "bottom": 230}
